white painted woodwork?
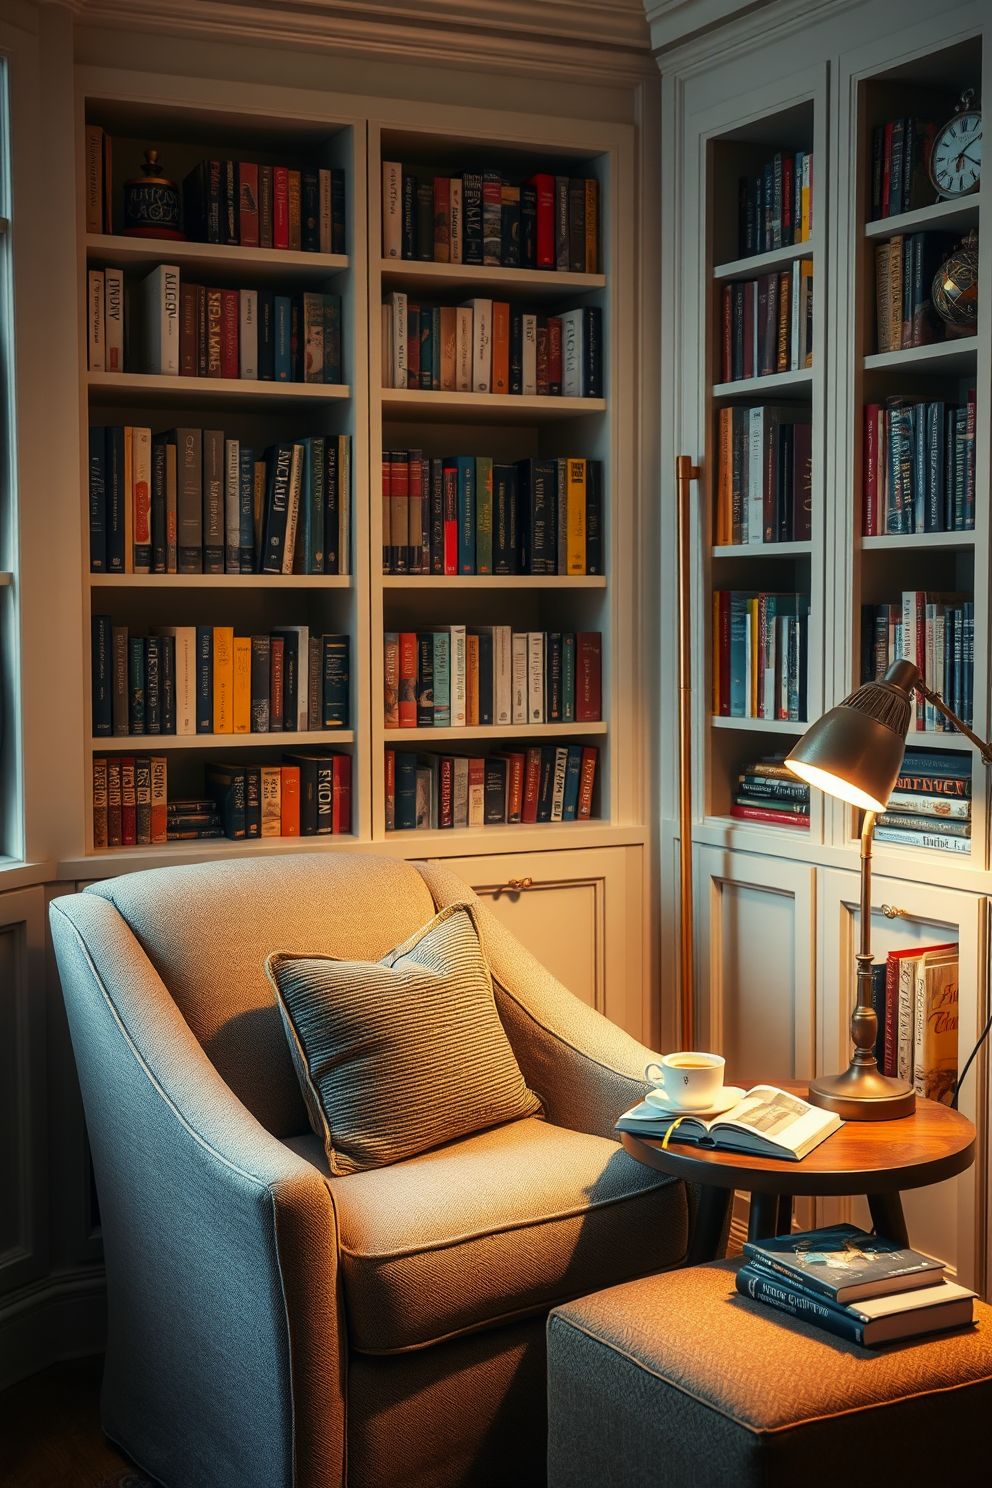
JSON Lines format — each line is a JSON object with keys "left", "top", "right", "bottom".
{"left": 0, "top": 888, "right": 47, "bottom": 1298}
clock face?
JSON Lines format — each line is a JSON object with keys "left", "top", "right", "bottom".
{"left": 929, "top": 111, "right": 982, "bottom": 198}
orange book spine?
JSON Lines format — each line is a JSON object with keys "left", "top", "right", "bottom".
{"left": 398, "top": 631, "right": 418, "bottom": 727}
{"left": 491, "top": 300, "right": 510, "bottom": 393}
{"left": 466, "top": 632, "right": 480, "bottom": 725}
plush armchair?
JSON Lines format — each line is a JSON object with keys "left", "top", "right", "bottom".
{"left": 50, "top": 853, "right": 689, "bottom": 1488}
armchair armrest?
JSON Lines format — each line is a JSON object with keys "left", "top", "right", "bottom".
{"left": 49, "top": 893, "right": 345, "bottom": 1488}
{"left": 413, "top": 862, "right": 657, "bottom": 1140}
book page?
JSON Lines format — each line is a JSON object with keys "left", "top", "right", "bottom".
{"left": 716, "top": 1085, "right": 835, "bottom": 1153}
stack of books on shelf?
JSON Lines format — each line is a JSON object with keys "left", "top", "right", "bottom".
{"left": 384, "top": 629, "right": 601, "bottom": 729}
{"left": 89, "top": 428, "right": 350, "bottom": 576}
{"left": 870, "top": 118, "right": 938, "bottom": 220}
{"left": 92, "top": 619, "right": 350, "bottom": 737}
{"left": 731, "top": 755, "right": 809, "bottom": 830}
{"left": 736, "top": 150, "right": 813, "bottom": 256}
{"left": 860, "top": 596, "right": 973, "bottom": 731}
{"left": 382, "top": 162, "right": 598, "bottom": 271}
{"left": 712, "top": 592, "right": 809, "bottom": 721}
{"left": 715, "top": 406, "right": 811, "bottom": 545}
{"left": 381, "top": 294, "right": 602, "bottom": 398}
{"left": 92, "top": 755, "right": 168, "bottom": 850}
{"left": 872, "top": 748, "right": 972, "bottom": 856}
{"left": 382, "top": 452, "right": 602, "bottom": 575}
{"left": 737, "top": 1225, "right": 974, "bottom": 1348}
{"left": 87, "top": 265, "right": 343, "bottom": 382}
{"left": 385, "top": 744, "right": 598, "bottom": 830}
{"left": 85, "top": 128, "right": 346, "bottom": 250}
{"left": 873, "top": 232, "right": 961, "bottom": 351}
{"left": 871, "top": 936, "right": 959, "bottom": 1098}
{"left": 863, "top": 395, "right": 976, "bottom": 533}
{"left": 719, "top": 264, "right": 812, "bottom": 383}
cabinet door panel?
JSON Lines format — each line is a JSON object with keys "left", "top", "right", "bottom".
{"left": 0, "top": 887, "right": 47, "bottom": 1295}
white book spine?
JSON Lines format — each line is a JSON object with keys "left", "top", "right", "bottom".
{"left": 550, "top": 748, "right": 568, "bottom": 822}
{"left": 295, "top": 626, "right": 309, "bottom": 731}
{"left": 104, "top": 268, "right": 124, "bottom": 372}
{"left": 225, "top": 439, "right": 241, "bottom": 573}
{"left": 239, "top": 290, "right": 258, "bottom": 379}
{"left": 527, "top": 632, "right": 544, "bottom": 723}
{"left": 338, "top": 435, "right": 350, "bottom": 576}
{"left": 464, "top": 298, "right": 492, "bottom": 393}
{"left": 468, "top": 769, "right": 485, "bottom": 827}
{"left": 142, "top": 264, "right": 180, "bottom": 376}
{"left": 449, "top": 625, "right": 466, "bottom": 726}
{"left": 495, "top": 626, "right": 512, "bottom": 725}
{"left": 748, "top": 408, "right": 764, "bottom": 545}
{"left": 282, "top": 444, "right": 304, "bottom": 575}
{"left": 522, "top": 314, "right": 537, "bottom": 395}
{"left": 390, "top": 291, "right": 408, "bottom": 390}
{"left": 913, "top": 959, "right": 927, "bottom": 1098}
{"left": 560, "top": 310, "right": 583, "bottom": 396}
{"left": 898, "top": 957, "right": 918, "bottom": 1083}
{"left": 790, "top": 263, "right": 800, "bottom": 371}
{"left": 455, "top": 305, "right": 474, "bottom": 391}
{"left": 511, "top": 633, "right": 528, "bottom": 724}
{"left": 87, "top": 270, "right": 105, "bottom": 371}
{"left": 381, "top": 303, "right": 392, "bottom": 387}
{"left": 318, "top": 168, "right": 331, "bottom": 254}
{"left": 382, "top": 162, "right": 403, "bottom": 258}
{"left": 449, "top": 178, "right": 463, "bottom": 264}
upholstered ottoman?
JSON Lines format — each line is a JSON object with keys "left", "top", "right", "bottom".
{"left": 547, "top": 1258, "right": 992, "bottom": 1488}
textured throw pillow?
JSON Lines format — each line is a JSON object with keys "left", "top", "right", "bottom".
{"left": 266, "top": 901, "right": 542, "bottom": 1174}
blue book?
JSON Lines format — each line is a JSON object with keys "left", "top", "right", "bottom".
{"left": 900, "top": 748, "right": 972, "bottom": 780}
{"left": 89, "top": 426, "right": 107, "bottom": 572}
{"left": 420, "top": 303, "right": 434, "bottom": 390}
{"left": 728, "top": 593, "right": 756, "bottom": 717}
{"left": 321, "top": 634, "right": 349, "bottom": 729}
{"left": 322, "top": 294, "right": 342, "bottom": 383}
{"left": 561, "top": 744, "right": 583, "bottom": 820}
{"left": 260, "top": 443, "right": 294, "bottom": 573}
{"left": 205, "top": 764, "right": 246, "bottom": 839}
{"left": 456, "top": 456, "right": 475, "bottom": 574}
{"left": 274, "top": 296, "right": 292, "bottom": 381}
{"left": 742, "top": 1224, "right": 943, "bottom": 1304}
{"left": 475, "top": 628, "right": 494, "bottom": 726}
{"left": 433, "top": 632, "right": 450, "bottom": 727}
{"left": 431, "top": 306, "right": 441, "bottom": 390}
{"left": 195, "top": 625, "right": 213, "bottom": 733}
{"left": 106, "top": 425, "right": 126, "bottom": 573}
{"left": 128, "top": 636, "right": 146, "bottom": 735}
{"left": 91, "top": 614, "right": 112, "bottom": 735}
{"left": 562, "top": 632, "right": 576, "bottom": 721}
{"left": 238, "top": 446, "right": 255, "bottom": 572}
{"left": 735, "top": 1264, "right": 973, "bottom": 1348}
{"left": 395, "top": 752, "right": 418, "bottom": 830}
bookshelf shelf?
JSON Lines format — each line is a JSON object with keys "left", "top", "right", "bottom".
{"left": 383, "top": 721, "right": 607, "bottom": 744}
{"left": 706, "top": 812, "right": 810, "bottom": 837}
{"left": 713, "top": 239, "right": 814, "bottom": 281}
{"left": 87, "top": 371, "right": 351, "bottom": 411}
{"left": 85, "top": 234, "right": 350, "bottom": 284}
{"left": 860, "top": 532, "right": 976, "bottom": 552}
{"left": 711, "top": 541, "right": 812, "bottom": 558}
{"left": 91, "top": 730, "right": 355, "bottom": 751}
{"left": 382, "top": 821, "right": 618, "bottom": 851}
{"left": 711, "top": 368, "right": 813, "bottom": 398}
{"left": 864, "top": 340, "right": 978, "bottom": 377}
{"left": 710, "top": 716, "right": 807, "bottom": 735}
{"left": 381, "top": 575, "right": 606, "bottom": 590}
{"left": 88, "top": 573, "right": 353, "bottom": 589}
{"left": 380, "top": 388, "right": 605, "bottom": 423}
{"left": 863, "top": 195, "right": 980, "bottom": 240}
{"left": 380, "top": 260, "right": 606, "bottom": 298}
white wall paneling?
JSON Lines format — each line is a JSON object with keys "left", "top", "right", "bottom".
{"left": 0, "top": 886, "right": 47, "bottom": 1298}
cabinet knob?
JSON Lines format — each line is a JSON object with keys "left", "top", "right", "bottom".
{"left": 880, "top": 904, "right": 907, "bottom": 919}
{"left": 506, "top": 877, "right": 533, "bottom": 892}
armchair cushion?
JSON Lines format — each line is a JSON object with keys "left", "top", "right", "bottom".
{"left": 287, "top": 1115, "right": 688, "bottom": 1354}
{"left": 267, "top": 901, "right": 541, "bottom": 1174}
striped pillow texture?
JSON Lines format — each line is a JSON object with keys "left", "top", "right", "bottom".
{"left": 266, "top": 901, "right": 541, "bottom": 1174}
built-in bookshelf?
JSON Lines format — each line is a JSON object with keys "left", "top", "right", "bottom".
{"left": 0, "top": 173, "right": 16, "bottom": 862}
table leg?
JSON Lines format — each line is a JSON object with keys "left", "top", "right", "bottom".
{"left": 686, "top": 1186, "right": 732, "bottom": 1265}
{"left": 747, "top": 1190, "right": 781, "bottom": 1242}
{"left": 867, "top": 1192, "right": 909, "bottom": 1247}
{"left": 777, "top": 1194, "right": 794, "bottom": 1235}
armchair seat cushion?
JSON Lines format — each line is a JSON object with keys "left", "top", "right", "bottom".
{"left": 287, "top": 1116, "right": 687, "bottom": 1355}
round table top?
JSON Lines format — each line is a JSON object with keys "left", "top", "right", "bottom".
{"left": 620, "top": 1081, "right": 976, "bottom": 1196}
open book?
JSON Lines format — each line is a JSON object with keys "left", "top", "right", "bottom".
{"left": 617, "top": 1084, "right": 842, "bottom": 1161}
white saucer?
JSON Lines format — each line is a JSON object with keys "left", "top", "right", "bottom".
{"left": 644, "top": 1085, "right": 746, "bottom": 1119}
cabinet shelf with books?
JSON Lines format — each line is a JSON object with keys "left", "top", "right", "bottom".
{"left": 380, "top": 261, "right": 605, "bottom": 298}
{"left": 87, "top": 234, "right": 349, "bottom": 284}
{"left": 713, "top": 240, "right": 814, "bottom": 283}
{"left": 87, "top": 373, "right": 351, "bottom": 412}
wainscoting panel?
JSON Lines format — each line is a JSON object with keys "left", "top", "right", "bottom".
{"left": 0, "top": 887, "right": 47, "bottom": 1297}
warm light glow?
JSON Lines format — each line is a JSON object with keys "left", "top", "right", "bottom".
{"left": 786, "top": 759, "right": 887, "bottom": 812}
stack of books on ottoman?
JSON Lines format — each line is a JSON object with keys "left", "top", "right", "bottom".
{"left": 737, "top": 1223, "right": 975, "bottom": 1347}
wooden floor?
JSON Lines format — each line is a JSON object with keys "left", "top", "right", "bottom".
{"left": 0, "top": 1356, "right": 155, "bottom": 1488}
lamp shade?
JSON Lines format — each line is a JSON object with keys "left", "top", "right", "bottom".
{"left": 785, "top": 658, "right": 919, "bottom": 811}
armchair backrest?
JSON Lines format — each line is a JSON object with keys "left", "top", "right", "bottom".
{"left": 82, "top": 853, "right": 438, "bottom": 1136}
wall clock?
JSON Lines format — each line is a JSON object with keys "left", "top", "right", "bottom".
{"left": 928, "top": 90, "right": 982, "bottom": 199}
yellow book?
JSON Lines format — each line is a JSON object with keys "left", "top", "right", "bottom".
{"left": 749, "top": 597, "right": 760, "bottom": 716}
{"left": 801, "top": 152, "right": 812, "bottom": 241}
{"left": 466, "top": 632, "right": 480, "bottom": 726}
{"left": 566, "top": 458, "right": 587, "bottom": 574}
{"left": 260, "top": 766, "right": 282, "bottom": 837}
{"left": 232, "top": 635, "right": 251, "bottom": 734}
{"left": 212, "top": 626, "right": 234, "bottom": 733}
{"left": 123, "top": 425, "right": 134, "bottom": 573}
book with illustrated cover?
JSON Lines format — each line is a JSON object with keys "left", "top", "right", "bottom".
{"left": 616, "top": 1084, "right": 840, "bottom": 1161}
{"left": 736, "top": 1265, "right": 974, "bottom": 1346}
{"left": 742, "top": 1223, "right": 944, "bottom": 1303}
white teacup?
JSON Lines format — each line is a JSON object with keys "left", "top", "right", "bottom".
{"left": 644, "top": 1052, "right": 726, "bottom": 1112}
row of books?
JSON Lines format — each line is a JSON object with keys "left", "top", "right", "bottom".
{"left": 91, "top": 620, "right": 350, "bottom": 737}
{"left": 738, "top": 1225, "right": 974, "bottom": 1349}
{"left": 87, "top": 265, "right": 343, "bottom": 382}
{"left": 860, "top": 596, "right": 974, "bottom": 733}
{"left": 384, "top": 630, "right": 601, "bottom": 729}
{"left": 714, "top": 407, "right": 811, "bottom": 546}
{"left": 730, "top": 755, "right": 810, "bottom": 830}
{"left": 385, "top": 745, "right": 598, "bottom": 831}
{"left": 872, "top": 940, "right": 959, "bottom": 1101}
{"left": 872, "top": 748, "right": 972, "bottom": 856}
{"left": 719, "top": 264, "right": 812, "bottom": 383}
{"left": 862, "top": 396, "right": 976, "bottom": 534}
{"left": 381, "top": 293, "right": 602, "bottom": 398}
{"left": 736, "top": 150, "right": 813, "bottom": 258}
{"left": 873, "top": 232, "right": 956, "bottom": 352}
{"left": 382, "top": 454, "right": 602, "bottom": 576}
{"left": 869, "top": 118, "right": 937, "bottom": 221}
{"left": 90, "top": 428, "right": 350, "bottom": 577}
{"left": 84, "top": 130, "right": 346, "bottom": 251}
{"left": 712, "top": 592, "right": 810, "bottom": 721}
{"left": 382, "top": 164, "right": 598, "bottom": 272}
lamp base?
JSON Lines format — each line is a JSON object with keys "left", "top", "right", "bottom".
{"left": 807, "top": 1063, "right": 916, "bottom": 1121}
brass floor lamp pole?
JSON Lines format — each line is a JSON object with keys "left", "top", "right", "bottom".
{"left": 676, "top": 456, "right": 700, "bottom": 1051}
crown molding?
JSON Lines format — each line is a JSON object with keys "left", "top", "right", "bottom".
{"left": 65, "top": 0, "right": 656, "bottom": 86}
{"left": 644, "top": 0, "right": 777, "bottom": 54}
{"left": 650, "top": 0, "right": 862, "bottom": 70}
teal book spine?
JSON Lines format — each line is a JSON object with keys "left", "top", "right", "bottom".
{"left": 274, "top": 296, "right": 292, "bottom": 380}
{"left": 321, "top": 634, "right": 349, "bottom": 728}
{"left": 562, "top": 744, "right": 583, "bottom": 820}
{"left": 735, "top": 1266, "right": 866, "bottom": 1345}
{"left": 475, "top": 456, "right": 493, "bottom": 573}
{"left": 562, "top": 632, "right": 576, "bottom": 721}
{"left": 433, "top": 632, "right": 451, "bottom": 726}
{"left": 323, "top": 294, "right": 342, "bottom": 383}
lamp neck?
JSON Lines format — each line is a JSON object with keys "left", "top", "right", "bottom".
{"left": 859, "top": 810, "right": 875, "bottom": 961}
{"left": 851, "top": 810, "right": 878, "bottom": 1067}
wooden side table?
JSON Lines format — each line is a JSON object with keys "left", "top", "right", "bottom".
{"left": 620, "top": 1082, "right": 976, "bottom": 1265}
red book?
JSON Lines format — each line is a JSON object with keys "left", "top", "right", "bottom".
{"left": 576, "top": 747, "right": 597, "bottom": 820}
{"left": 384, "top": 749, "right": 396, "bottom": 831}
{"left": 547, "top": 315, "right": 562, "bottom": 394}
{"left": 730, "top": 804, "right": 810, "bottom": 828}
{"left": 443, "top": 461, "right": 458, "bottom": 575}
{"left": 527, "top": 173, "right": 555, "bottom": 268}
{"left": 721, "top": 284, "right": 732, "bottom": 383}
{"left": 881, "top": 122, "right": 893, "bottom": 217}
{"left": 180, "top": 285, "right": 198, "bottom": 376}
{"left": 433, "top": 176, "right": 450, "bottom": 263}
{"left": 438, "top": 756, "right": 454, "bottom": 828}
{"left": 238, "top": 162, "right": 259, "bottom": 247}
{"left": 883, "top": 944, "right": 956, "bottom": 1078}
{"left": 391, "top": 453, "right": 409, "bottom": 574}
{"left": 381, "top": 451, "right": 392, "bottom": 574}
{"left": 270, "top": 636, "right": 285, "bottom": 729}
{"left": 522, "top": 747, "right": 541, "bottom": 823}
{"left": 398, "top": 633, "right": 418, "bottom": 727}
{"left": 492, "top": 301, "right": 511, "bottom": 394}
{"left": 493, "top": 752, "right": 524, "bottom": 823}
{"left": 332, "top": 753, "right": 351, "bottom": 834}
{"left": 407, "top": 302, "right": 420, "bottom": 389}
{"left": 742, "top": 281, "right": 755, "bottom": 380}
{"left": 220, "top": 289, "right": 239, "bottom": 379}
{"left": 150, "top": 756, "right": 167, "bottom": 845}
{"left": 120, "top": 756, "right": 136, "bottom": 846}
{"left": 273, "top": 166, "right": 290, "bottom": 249}
{"left": 575, "top": 632, "right": 602, "bottom": 722}
{"left": 280, "top": 766, "right": 300, "bottom": 836}
{"left": 864, "top": 404, "right": 880, "bottom": 535}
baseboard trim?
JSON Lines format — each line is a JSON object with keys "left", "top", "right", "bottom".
{"left": 0, "top": 1267, "right": 107, "bottom": 1390}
